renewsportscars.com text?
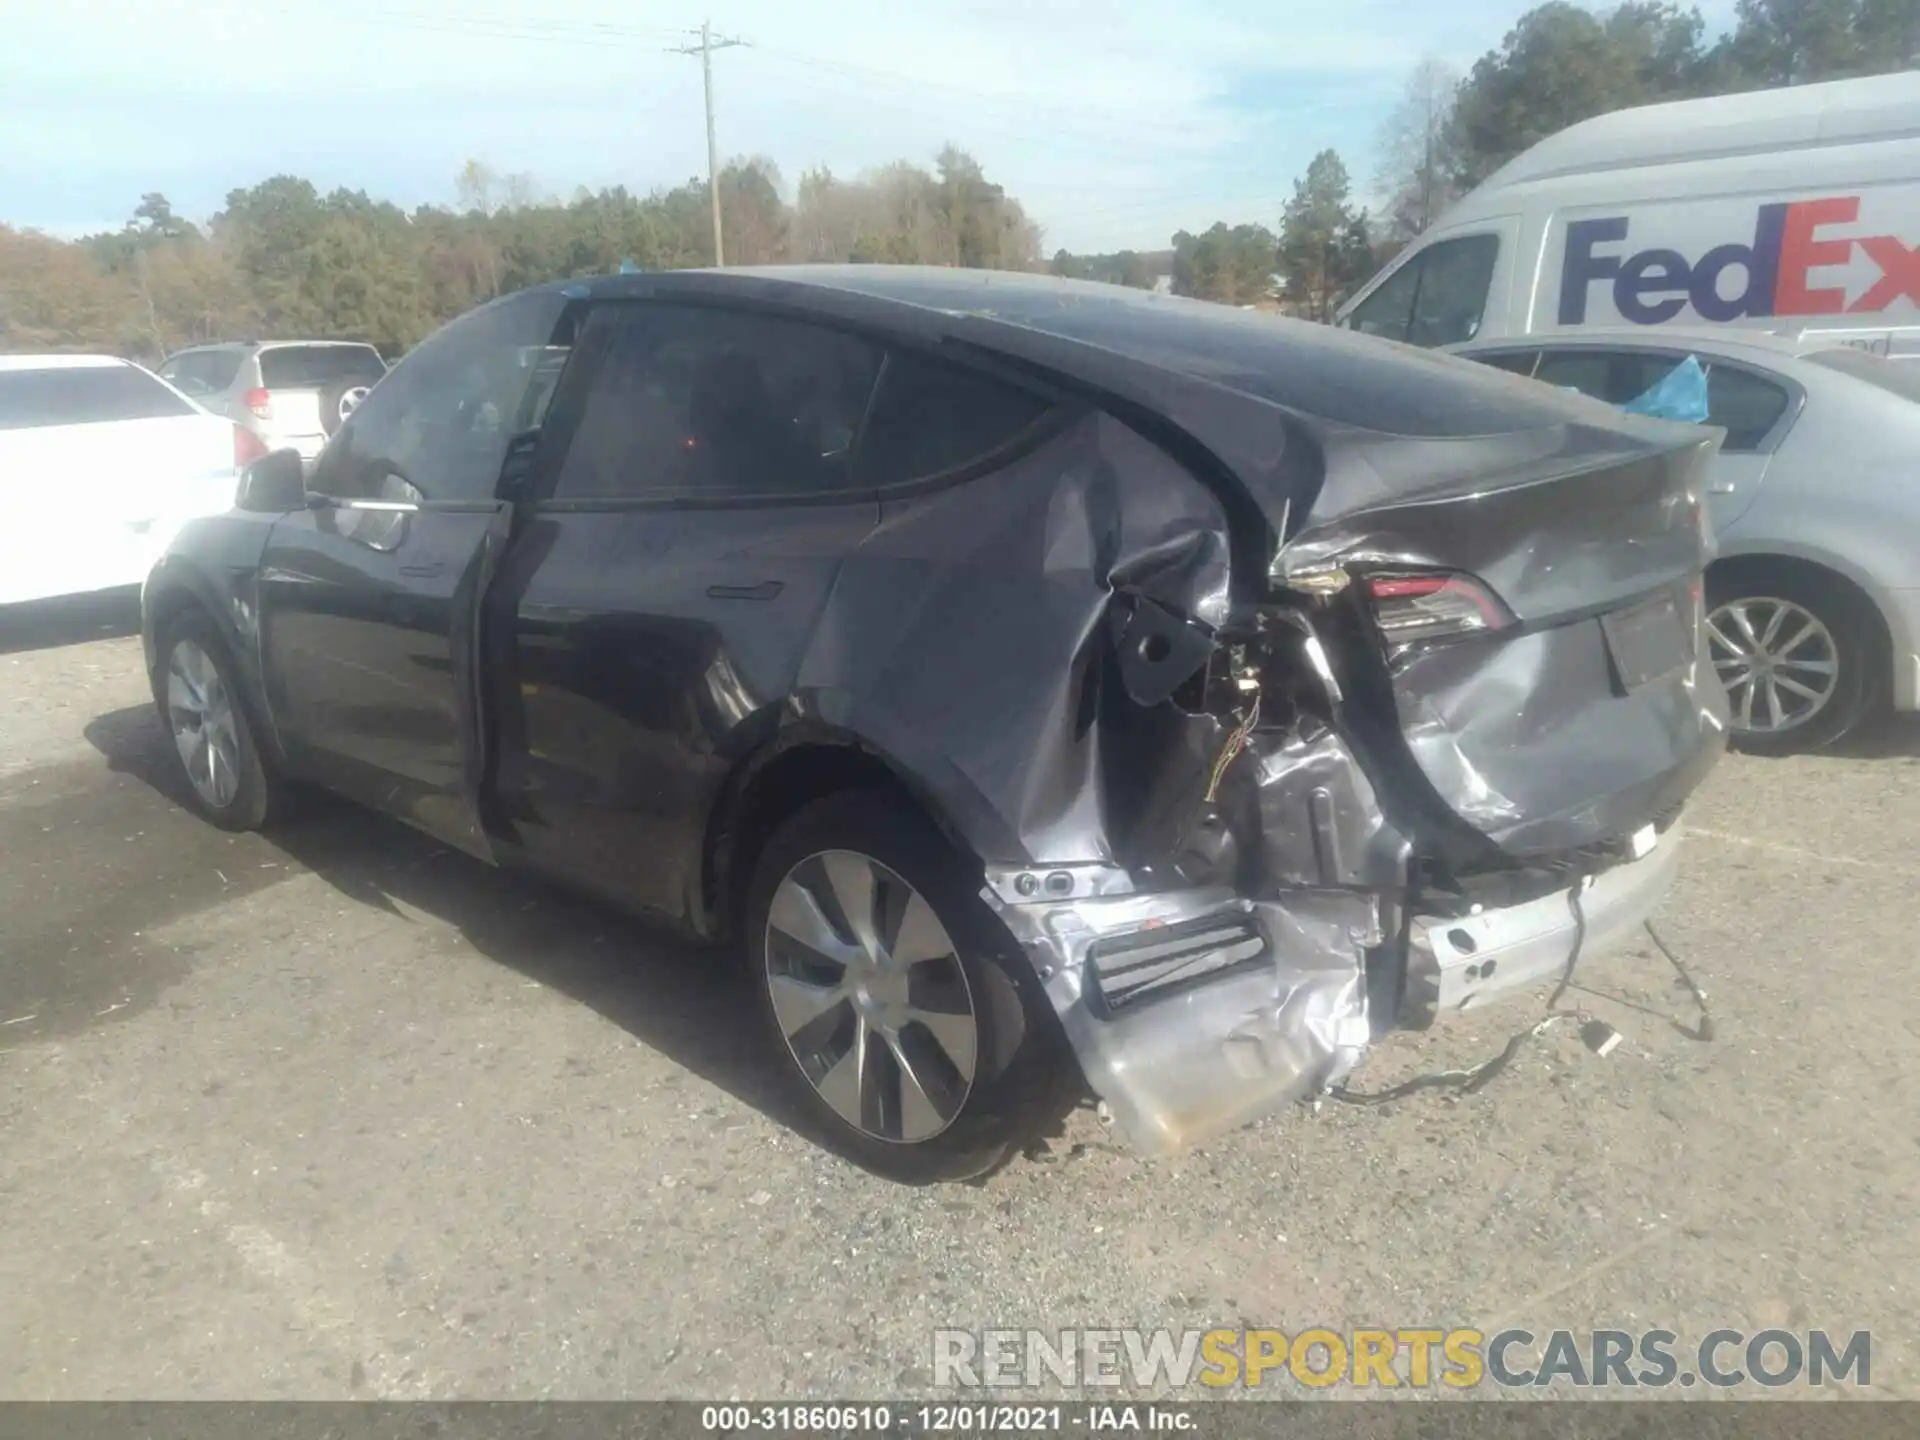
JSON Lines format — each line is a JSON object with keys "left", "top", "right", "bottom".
{"left": 932, "top": 1327, "right": 1871, "bottom": 1391}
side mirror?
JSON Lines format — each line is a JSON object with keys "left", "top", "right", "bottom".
{"left": 237, "top": 448, "right": 307, "bottom": 513}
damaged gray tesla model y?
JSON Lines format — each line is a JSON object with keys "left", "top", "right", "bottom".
{"left": 141, "top": 267, "right": 1728, "bottom": 1181}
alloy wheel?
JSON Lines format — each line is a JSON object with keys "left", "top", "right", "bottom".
{"left": 166, "top": 638, "right": 242, "bottom": 810}
{"left": 1706, "top": 596, "right": 1839, "bottom": 736}
{"left": 763, "top": 850, "right": 979, "bottom": 1144}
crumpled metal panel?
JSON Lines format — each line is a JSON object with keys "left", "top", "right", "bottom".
{"left": 799, "top": 410, "right": 1231, "bottom": 868}
{"left": 1243, "top": 720, "right": 1412, "bottom": 890}
{"left": 984, "top": 883, "right": 1377, "bottom": 1157}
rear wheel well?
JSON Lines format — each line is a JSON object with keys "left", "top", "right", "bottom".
{"left": 1707, "top": 554, "right": 1892, "bottom": 679}
{"left": 705, "top": 741, "right": 966, "bottom": 943}
{"left": 143, "top": 582, "right": 209, "bottom": 674}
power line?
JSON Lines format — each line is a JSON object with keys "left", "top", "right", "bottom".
{"left": 670, "top": 20, "right": 746, "bottom": 266}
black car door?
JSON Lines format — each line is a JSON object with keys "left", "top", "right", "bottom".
{"left": 483, "top": 299, "right": 886, "bottom": 923}
{"left": 256, "top": 289, "right": 575, "bottom": 859}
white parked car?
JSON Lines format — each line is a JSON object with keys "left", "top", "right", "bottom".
{"left": 0, "top": 355, "right": 256, "bottom": 607}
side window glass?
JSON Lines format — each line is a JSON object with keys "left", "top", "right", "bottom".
{"left": 1534, "top": 350, "right": 1624, "bottom": 403}
{"left": 1703, "top": 364, "right": 1791, "bottom": 451}
{"left": 855, "top": 351, "right": 1049, "bottom": 487}
{"left": 1473, "top": 350, "right": 1540, "bottom": 377}
{"left": 313, "top": 289, "right": 570, "bottom": 502}
{"left": 1348, "top": 259, "right": 1422, "bottom": 342}
{"left": 551, "top": 304, "right": 882, "bottom": 501}
{"left": 1406, "top": 234, "right": 1499, "bottom": 348}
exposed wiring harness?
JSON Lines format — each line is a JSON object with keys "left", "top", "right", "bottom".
{"left": 1203, "top": 691, "right": 1261, "bottom": 802}
{"left": 1328, "top": 877, "right": 1716, "bottom": 1108}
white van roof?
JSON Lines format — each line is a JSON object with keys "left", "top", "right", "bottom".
{"left": 1475, "top": 72, "right": 1920, "bottom": 195}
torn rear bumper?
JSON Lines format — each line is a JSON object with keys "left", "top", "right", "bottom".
{"left": 1403, "top": 830, "right": 1685, "bottom": 1025}
{"left": 983, "top": 829, "right": 1686, "bottom": 1158}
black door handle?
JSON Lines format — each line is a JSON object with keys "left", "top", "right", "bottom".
{"left": 706, "top": 581, "right": 784, "bottom": 601}
{"left": 401, "top": 562, "right": 446, "bottom": 579}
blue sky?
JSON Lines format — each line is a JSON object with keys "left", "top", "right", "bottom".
{"left": 0, "top": 0, "right": 1740, "bottom": 253}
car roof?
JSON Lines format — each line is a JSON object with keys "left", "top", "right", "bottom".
{"left": 0, "top": 354, "right": 132, "bottom": 372}
{"left": 562, "top": 264, "right": 1592, "bottom": 441}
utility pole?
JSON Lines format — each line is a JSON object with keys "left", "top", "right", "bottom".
{"left": 670, "top": 21, "right": 745, "bottom": 267}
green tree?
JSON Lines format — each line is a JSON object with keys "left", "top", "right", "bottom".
{"left": 1278, "top": 150, "right": 1370, "bottom": 320}
{"left": 1706, "top": 0, "right": 1919, "bottom": 86}
{"left": 1448, "top": 2, "right": 1708, "bottom": 187}
{"left": 1172, "top": 223, "right": 1277, "bottom": 304}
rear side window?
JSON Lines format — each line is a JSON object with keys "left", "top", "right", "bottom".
{"left": 260, "top": 345, "right": 387, "bottom": 389}
{"left": 160, "top": 350, "right": 242, "bottom": 397}
{"left": 0, "top": 365, "right": 195, "bottom": 430}
{"left": 1347, "top": 234, "right": 1500, "bottom": 348}
{"left": 855, "top": 351, "right": 1049, "bottom": 487}
{"left": 1703, "top": 365, "right": 1791, "bottom": 450}
{"left": 1471, "top": 350, "right": 1540, "bottom": 377}
{"left": 552, "top": 303, "right": 883, "bottom": 501}
{"left": 1536, "top": 349, "right": 1791, "bottom": 451}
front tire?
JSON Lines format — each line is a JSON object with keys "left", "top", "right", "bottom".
{"left": 744, "top": 791, "right": 1067, "bottom": 1183}
{"left": 153, "top": 610, "right": 278, "bottom": 830}
{"left": 1706, "top": 570, "right": 1873, "bottom": 755}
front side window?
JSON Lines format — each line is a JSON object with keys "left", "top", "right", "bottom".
{"left": 0, "top": 364, "right": 195, "bottom": 430}
{"left": 311, "top": 288, "right": 570, "bottom": 502}
{"left": 1347, "top": 259, "right": 1422, "bottom": 342}
{"left": 1347, "top": 234, "right": 1499, "bottom": 348}
{"left": 551, "top": 303, "right": 883, "bottom": 501}
{"left": 1406, "top": 234, "right": 1500, "bottom": 348}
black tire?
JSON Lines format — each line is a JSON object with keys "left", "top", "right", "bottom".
{"left": 151, "top": 608, "right": 280, "bottom": 831}
{"left": 744, "top": 791, "right": 1070, "bottom": 1183}
{"left": 1707, "top": 567, "right": 1875, "bottom": 756}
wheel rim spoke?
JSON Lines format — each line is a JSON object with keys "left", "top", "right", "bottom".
{"left": 765, "top": 849, "right": 977, "bottom": 1146}
{"left": 1707, "top": 597, "right": 1839, "bottom": 734}
{"left": 903, "top": 1005, "right": 979, "bottom": 1081}
{"left": 768, "top": 971, "right": 850, "bottom": 1041}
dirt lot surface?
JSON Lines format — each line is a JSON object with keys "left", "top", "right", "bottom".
{"left": 2, "top": 592, "right": 1916, "bottom": 1400}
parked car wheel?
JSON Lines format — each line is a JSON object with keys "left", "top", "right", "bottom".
{"left": 1706, "top": 569, "right": 1873, "bottom": 755}
{"left": 745, "top": 791, "right": 1067, "bottom": 1183}
{"left": 152, "top": 610, "right": 279, "bottom": 830}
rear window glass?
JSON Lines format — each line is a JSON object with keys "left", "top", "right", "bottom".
{"left": 856, "top": 352, "right": 1049, "bottom": 486}
{"left": 1807, "top": 346, "right": 1920, "bottom": 405}
{"left": 260, "top": 345, "right": 387, "bottom": 389}
{"left": 0, "top": 365, "right": 196, "bottom": 430}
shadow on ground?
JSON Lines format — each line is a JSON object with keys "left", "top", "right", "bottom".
{"left": 80, "top": 702, "right": 836, "bottom": 1157}
{"left": 1830, "top": 711, "right": 1920, "bottom": 760}
{"left": 0, "top": 590, "right": 142, "bottom": 656}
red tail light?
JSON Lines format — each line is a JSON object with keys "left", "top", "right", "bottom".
{"left": 233, "top": 425, "right": 269, "bottom": 468}
{"left": 243, "top": 386, "right": 273, "bottom": 419}
{"left": 1365, "top": 572, "right": 1513, "bottom": 642}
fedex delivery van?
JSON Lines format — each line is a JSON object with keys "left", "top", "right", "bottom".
{"left": 1335, "top": 72, "right": 1920, "bottom": 357}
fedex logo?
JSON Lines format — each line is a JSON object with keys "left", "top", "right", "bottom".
{"left": 1558, "top": 197, "right": 1920, "bottom": 326}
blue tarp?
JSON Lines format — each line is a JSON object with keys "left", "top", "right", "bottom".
{"left": 1622, "top": 354, "right": 1710, "bottom": 424}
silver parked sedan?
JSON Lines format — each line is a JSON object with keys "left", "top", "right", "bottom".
{"left": 1455, "top": 329, "right": 1920, "bottom": 754}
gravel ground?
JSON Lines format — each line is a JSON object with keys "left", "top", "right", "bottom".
{"left": 2, "top": 591, "right": 1916, "bottom": 1401}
